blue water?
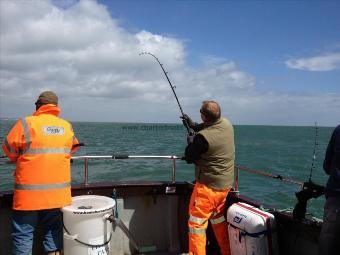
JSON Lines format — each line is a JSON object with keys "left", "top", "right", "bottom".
{"left": 0, "top": 120, "right": 333, "bottom": 218}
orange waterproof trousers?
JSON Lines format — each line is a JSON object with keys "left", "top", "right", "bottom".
{"left": 188, "top": 182, "right": 231, "bottom": 255}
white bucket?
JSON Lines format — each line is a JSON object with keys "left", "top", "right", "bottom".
{"left": 62, "top": 195, "right": 115, "bottom": 255}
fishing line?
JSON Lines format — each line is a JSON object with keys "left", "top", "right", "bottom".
{"left": 139, "top": 52, "right": 192, "bottom": 134}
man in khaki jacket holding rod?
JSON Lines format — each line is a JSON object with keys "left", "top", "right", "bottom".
{"left": 183, "top": 100, "right": 234, "bottom": 255}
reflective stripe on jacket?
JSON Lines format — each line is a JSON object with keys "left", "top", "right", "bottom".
{"left": 1, "top": 104, "right": 78, "bottom": 210}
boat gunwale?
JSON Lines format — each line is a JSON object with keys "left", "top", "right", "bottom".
{"left": 0, "top": 180, "right": 323, "bottom": 226}
{"left": 0, "top": 180, "right": 322, "bottom": 255}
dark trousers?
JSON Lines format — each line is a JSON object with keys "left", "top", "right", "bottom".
{"left": 319, "top": 196, "right": 340, "bottom": 255}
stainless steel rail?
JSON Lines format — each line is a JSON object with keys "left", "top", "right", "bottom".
{"left": 2, "top": 153, "right": 303, "bottom": 191}
{"left": 71, "top": 155, "right": 180, "bottom": 185}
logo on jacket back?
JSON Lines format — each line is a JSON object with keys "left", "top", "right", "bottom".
{"left": 43, "top": 126, "right": 65, "bottom": 135}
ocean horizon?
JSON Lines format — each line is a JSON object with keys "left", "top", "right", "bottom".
{"left": 0, "top": 120, "right": 334, "bottom": 218}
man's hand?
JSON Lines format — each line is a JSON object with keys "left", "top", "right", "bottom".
{"left": 181, "top": 114, "right": 196, "bottom": 129}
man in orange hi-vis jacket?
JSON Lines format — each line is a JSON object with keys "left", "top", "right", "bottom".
{"left": 182, "top": 100, "right": 235, "bottom": 255}
{"left": 2, "top": 91, "right": 79, "bottom": 255}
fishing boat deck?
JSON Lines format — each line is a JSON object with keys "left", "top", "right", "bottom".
{"left": 0, "top": 181, "right": 322, "bottom": 255}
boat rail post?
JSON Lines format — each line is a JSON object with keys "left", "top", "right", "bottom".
{"left": 234, "top": 166, "right": 239, "bottom": 195}
{"left": 84, "top": 157, "right": 89, "bottom": 185}
{"left": 171, "top": 156, "right": 176, "bottom": 183}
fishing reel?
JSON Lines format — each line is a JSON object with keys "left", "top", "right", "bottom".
{"left": 293, "top": 180, "right": 325, "bottom": 221}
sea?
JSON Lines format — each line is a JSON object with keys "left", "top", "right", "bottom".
{"left": 0, "top": 120, "right": 334, "bottom": 219}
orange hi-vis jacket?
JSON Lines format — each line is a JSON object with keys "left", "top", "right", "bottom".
{"left": 2, "top": 104, "right": 78, "bottom": 210}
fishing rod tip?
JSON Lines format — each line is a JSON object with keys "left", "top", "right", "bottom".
{"left": 139, "top": 51, "right": 151, "bottom": 56}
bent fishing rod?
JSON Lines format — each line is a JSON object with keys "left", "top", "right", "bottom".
{"left": 139, "top": 52, "right": 192, "bottom": 134}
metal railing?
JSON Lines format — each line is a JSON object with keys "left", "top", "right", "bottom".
{"left": 2, "top": 153, "right": 304, "bottom": 191}
{"left": 71, "top": 155, "right": 180, "bottom": 186}
{"left": 71, "top": 155, "right": 304, "bottom": 190}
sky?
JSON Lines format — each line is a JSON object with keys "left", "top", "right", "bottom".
{"left": 0, "top": 0, "right": 339, "bottom": 126}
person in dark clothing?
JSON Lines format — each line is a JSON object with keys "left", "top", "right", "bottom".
{"left": 319, "top": 124, "right": 340, "bottom": 255}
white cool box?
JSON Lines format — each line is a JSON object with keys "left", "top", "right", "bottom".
{"left": 227, "top": 202, "right": 279, "bottom": 255}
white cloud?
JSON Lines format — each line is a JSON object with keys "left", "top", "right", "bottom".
{"left": 0, "top": 0, "right": 339, "bottom": 126}
{"left": 52, "top": 0, "right": 78, "bottom": 9}
{"left": 224, "top": 91, "right": 340, "bottom": 126}
{"left": 0, "top": 0, "right": 185, "bottom": 101}
{"left": 285, "top": 53, "right": 340, "bottom": 71}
